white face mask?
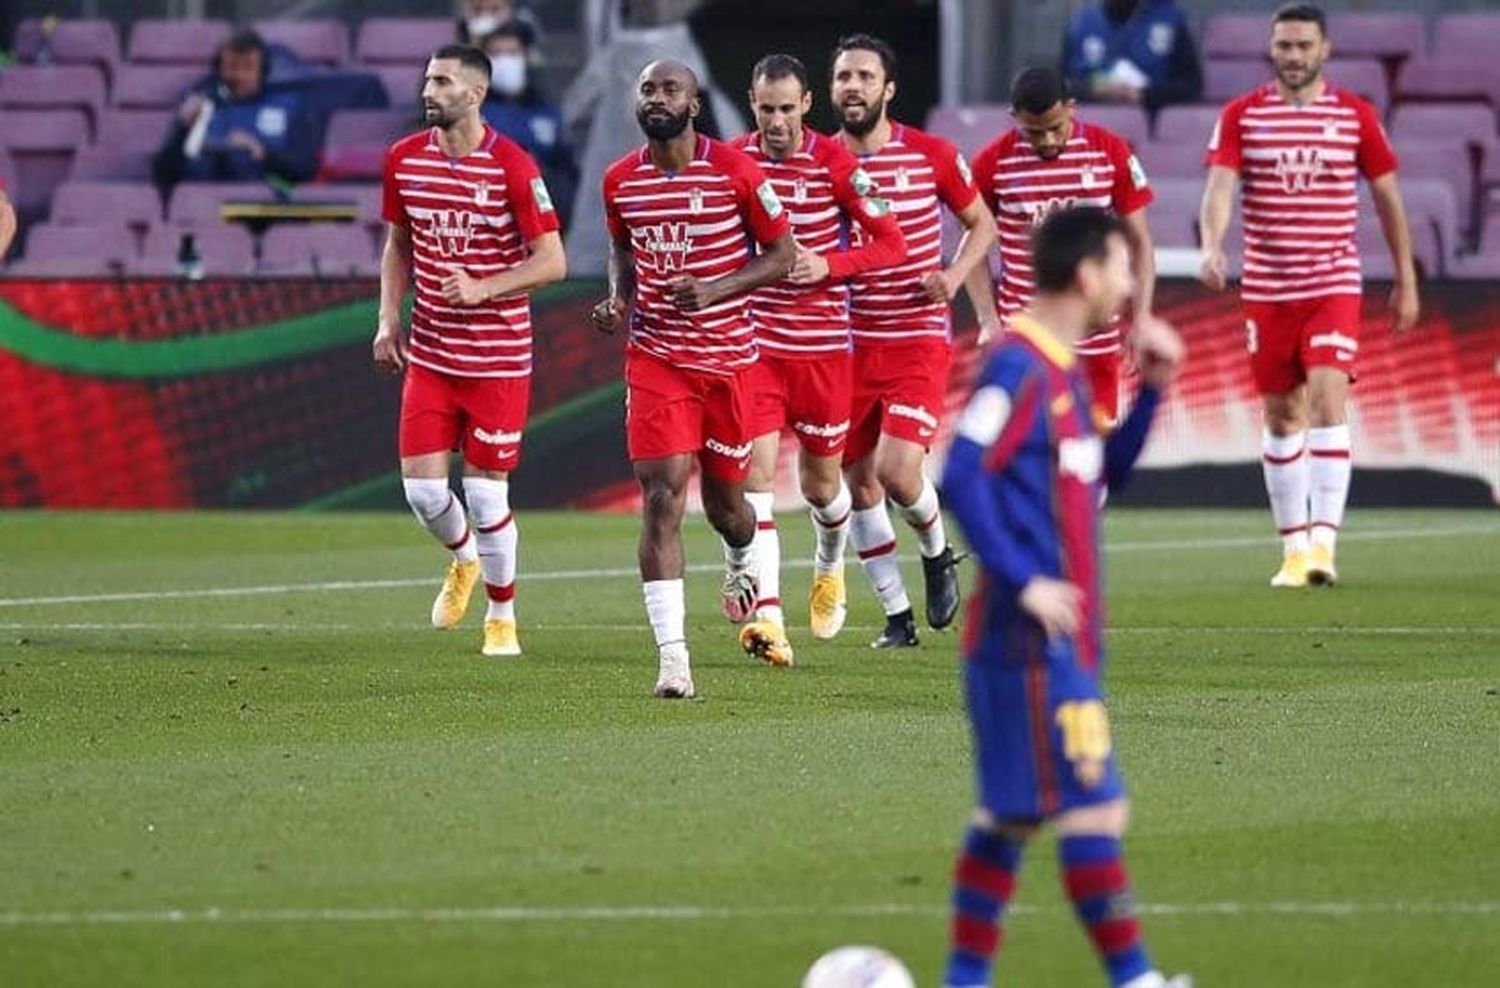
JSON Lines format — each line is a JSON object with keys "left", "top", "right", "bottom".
{"left": 467, "top": 15, "right": 502, "bottom": 39}
{"left": 489, "top": 53, "right": 527, "bottom": 96}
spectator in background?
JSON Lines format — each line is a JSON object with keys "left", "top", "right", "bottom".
{"left": 457, "top": 0, "right": 542, "bottom": 48}
{"left": 1062, "top": 0, "right": 1203, "bottom": 111}
{"left": 481, "top": 22, "right": 578, "bottom": 228}
{"left": 152, "top": 30, "right": 321, "bottom": 191}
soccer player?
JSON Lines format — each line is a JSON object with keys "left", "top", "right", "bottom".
{"left": 591, "top": 59, "right": 796, "bottom": 699}
{"left": 969, "top": 66, "right": 1157, "bottom": 422}
{"left": 939, "top": 207, "right": 1189, "bottom": 988}
{"left": 732, "top": 53, "right": 907, "bottom": 663}
{"left": 373, "top": 44, "right": 566, "bottom": 657}
{"left": 831, "top": 33, "right": 1000, "bottom": 648}
{"left": 1199, "top": 3, "right": 1419, "bottom": 587}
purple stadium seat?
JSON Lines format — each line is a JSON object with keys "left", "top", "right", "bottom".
{"left": 260, "top": 223, "right": 378, "bottom": 276}
{"left": 319, "top": 109, "right": 416, "bottom": 179}
{"left": 1357, "top": 209, "right": 1438, "bottom": 280}
{"left": 1136, "top": 140, "right": 1205, "bottom": 180}
{"left": 1076, "top": 105, "right": 1148, "bottom": 148}
{"left": 113, "top": 63, "right": 205, "bottom": 109}
{"left": 68, "top": 147, "right": 154, "bottom": 182}
{"left": 1203, "top": 15, "right": 1269, "bottom": 59}
{"left": 1141, "top": 178, "right": 1200, "bottom": 248}
{"left": 11, "top": 19, "right": 121, "bottom": 83}
{"left": 1396, "top": 58, "right": 1500, "bottom": 107}
{"left": 925, "top": 105, "right": 1012, "bottom": 156}
{"left": 355, "top": 19, "right": 455, "bottom": 64}
{"left": 1204, "top": 59, "right": 1269, "bottom": 103}
{"left": 251, "top": 19, "right": 350, "bottom": 66}
{"left": 140, "top": 223, "right": 256, "bottom": 275}
{"left": 1433, "top": 13, "right": 1500, "bottom": 63}
{"left": 166, "top": 182, "right": 278, "bottom": 227}
{"left": 127, "top": 18, "right": 232, "bottom": 64}
{"left": 372, "top": 63, "right": 425, "bottom": 108}
{"left": 1325, "top": 59, "right": 1389, "bottom": 116}
{"left": 95, "top": 108, "right": 176, "bottom": 153}
{"left": 19, "top": 223, "right": 138, "bottom": 274}
{"left": 1449, "top": 215, "right": 1500, "bottom": 279}
{"left": 1326, "top": 13, "right": 1425, "bottom": 62}
{"left": 0, "top": 65, "right": 108, "bottom": 135}
{"left": 1152, "top": 105, "right": 1221, "bottom": 147}
{"left": 1392, "top": 138, "right": 1477, "bottom": 239}
{"left": 51, "top": 181, "right": 162, "bottom": 228}
{"left": 1390, "top": 103, "right": 1498, "bottom": 178}
{"left": 0, "top": 109, "right": 90, "bottom": 216}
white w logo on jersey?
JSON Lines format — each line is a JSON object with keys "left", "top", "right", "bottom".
{"left": 432, "top": 209, "right": 477, "bottom": 256}
{"left": 1274, "top": 147, "right": 1325, "bottom": 194}
{"left": 1027, "top": 196, "right": 1079, "bottom": 227}
{"left": 641, "top": 222, "right": 693, "bottom": 274}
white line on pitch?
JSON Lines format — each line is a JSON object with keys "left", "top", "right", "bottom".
{"left": 2, "top": 523, "right": 1496, "bottom": 609}
{"left": 0, "top": 900, "right": 1493, "bottom": 928}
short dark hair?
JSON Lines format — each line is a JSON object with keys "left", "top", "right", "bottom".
{"left": 430, "top": 42, "right": 492, "bottom": 83}
{"left": 1010, "top": 66, "right": 1069, "bottom": 115}
{"left": 751, "top": 53, "right": 809, "bottom": 93}
{"left": 1032, "top": 207, "right": 1126, "bottom": 293}
{"left": 833, "top": 33, "right": 897, "bottom": 84}
{"left": 1273, "top": 3, "right": 1327, "bottom": 36}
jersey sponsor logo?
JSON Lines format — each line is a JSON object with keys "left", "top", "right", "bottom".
{"left": 1273, "top": 146, "right": 1326, "bottom": 193}
{"left": 1026, "top": 196, "right": 1079, "bottom": 226}
{"left": 850, "top": 168, "right": 876, "bottom": 197}
{"left": 956, "top": 152, "right": 973, "bottom": 186}
{"left": 432, "top": 209, "right": 478, "bottom": 256}
{"left": 1309, "top": 331, "right": 1359, "bottom": 355}
{"left": 704, "top": 436, "right": 753, "bottom": 460}
{"left": 1127, "top": 154, "right": 1149, "bottom": 190}
{"left": 1246, "top": 318, "right": 1258, "bottom": 354}
{"left": 792, "top": 418, "right": 850, "bottom": 439}
{"left": 472, "top": 426, "right": 522, "bottom": 446}
{"left": 888, "top": 401, "right": 938, "bottom": 430}
{"left": 531, "top": 176, "right": 555, "bottom": 213}
{"left": 640, "top": 221, "right": 694, "bottom": 273}
{"left": 756, "top": 179, "right": 785, "bottom": 219}
{"left": 1058, "top": 435, "right": 1103, "bottom": 485}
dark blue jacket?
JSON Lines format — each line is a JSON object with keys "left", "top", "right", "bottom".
{"left": 1062, "top": 0, "right": 1203, "bottom": 110}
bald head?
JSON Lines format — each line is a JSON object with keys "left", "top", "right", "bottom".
{"left": 635, "top": 59, "right": 701, "bottom": 143}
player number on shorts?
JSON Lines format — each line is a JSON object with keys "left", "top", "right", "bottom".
{"left": 1055, "top": 701, "right": 1112, "bottom": 764}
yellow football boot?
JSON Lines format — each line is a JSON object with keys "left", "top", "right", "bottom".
{"left": 739, "top": 620, "right": 794, "bottom": 667}
{"left": 482, "top": 618, "right": 521, "bottom": 657}
{"left": 808, "top": 569, "right": 848, "bottom": 640}
{"left": 430, "top": 559, "right": 481, "bottom": 628}
{"left": 1269, "top": 551, "right": 1309, "bottom": 588}
{"left": 1306, "top": 544, "right": 1338, "bottom": 587}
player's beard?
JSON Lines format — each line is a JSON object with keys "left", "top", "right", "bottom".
{"left": 839, "top": 96, "right": 885, "bottom": 138}
{"left": 1275, "top": 58, "right": 1322, "bottom": 95}
{"left": 424, "top": 99, "right": 464, "bottom": 130}
{"left": 637, "top": 105, "right": 692, "bottom": 141}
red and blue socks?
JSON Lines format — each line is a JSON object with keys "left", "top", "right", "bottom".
{"left": 943, "top": 826, "right": 1024, "bottom": 987}
{"left": 1060, "top": 833, "right": 1151, "bottom": 986}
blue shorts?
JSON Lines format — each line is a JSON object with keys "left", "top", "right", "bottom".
{"left": 964, "top": 634, "right": 1124, "bottom": 821}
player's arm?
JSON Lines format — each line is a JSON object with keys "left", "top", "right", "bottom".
{"left": 0, "top": 188, "right": 16, "bottom": 259}
{"left": 443, "top": 231, "right": 567, "bottom": 305}
{"left": 374, "top": 222, "right": 413, "bottom": 372}
{"left": 930, "top": 195, "right": 998, "bottom": 307}
{"left": 1104, "top": 317, "right": 1183, "bottom": 490}
{"left": 962, "top": 250, "right": 1001, "bottom": 345}
{"left": 671, "top": 231, "right": 796, "bottom": 311}
{"left": 1368, "top": 172, "right": 1420, "bottom": 332}
{"left": 798, "top": 166, "right": 906, "bottom": 283}
{"left": 1119, "top": 207, "right": 1157, "bottom": 320}
{"left": 592, "top": 236, "right": 635, "bottom": 335}
{"left": 1198, "top": 165, "right": 1238, "bottom": 291}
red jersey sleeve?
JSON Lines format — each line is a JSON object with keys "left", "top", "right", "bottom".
{"left": 602, "top": 161, "right": 628, "bottom": 245}
{"left": 733, "top": 153, "right": 791, "bottom": 247}
{"left": 824, "top": 145, "right": 907, "bottom": 281}
{"left": 1354, "top": 97, "right": 1398, "bottom": 181}
{"left": 498, "top": 140, "right": 562, "bottom": 242}
{"left": 1105, "top": 130, "right": 1154, "bottom": 215}
{"left": 1206, "top": 97, "right": 1246, "bottom": 172}
{"left": 931, "top": 137, "right": 981, "bottom": 214}
{"left": 380, "top": 143, "right": 406, "bottom": 225}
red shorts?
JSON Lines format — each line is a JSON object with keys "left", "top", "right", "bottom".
{"left": 399, "top": 363, "right": 529, "bottom": 472}
{"left": 1080, "top": 350, "right": 1122, "bottom": 424}
{"left": 844, "top": 338, "right": 952, "bottom": 465}
{"left": 625, "top": 349, "right": 752, "bottom": 481}
{"left": 1245, "top": 295, "right": 1361, "bottom": 395}
{"left": 746, "top": 351, "right": 853, "bottom": 458}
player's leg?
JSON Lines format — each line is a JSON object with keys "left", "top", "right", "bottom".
{"left": 1301, "top": 295, "right": 1360, "bottom": 585}
{"left": 700, "top": 369, "right": 761, "bottom": 627}
{"left": 398, "top": 366, "right": 479, "bottom": 629}
{"left": 737, "top": 430, "right": 795, "bottom": 667}
{"left": 1249, "top": 302, "right": 1312, "bottom": 587}
{"left": 635, "top": 454, "right": 696, "bottom": 698}
{"left": 942, "top": 809, "right": 1034, "bottom": 988}
{"left": 459, "top": 376, "right": 528, "bottom": 656}
{"left": 790, "top": 352, "right": 854, "bottom": 640}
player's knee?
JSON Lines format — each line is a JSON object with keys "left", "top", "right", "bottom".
{"left": 638, "top": 476, "right": 684, "bottom": 524}
{"left": 402, "top": 477, "right": 452, "bottom": 522}
{"left": 875, "top": 463, "right": 919, "bottom": 504}
{"left": 700, "top": 483, "right": 746, "bottom": 533}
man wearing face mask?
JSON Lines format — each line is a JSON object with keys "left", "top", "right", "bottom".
{"left": 456, "top": 0, "right": 540, "bottom": 47}
{"left": 480, "top": 21, "right": 577, "bottom": 229}
{"left": 1061, "top": 0, "right": 1202, "bottom": 110}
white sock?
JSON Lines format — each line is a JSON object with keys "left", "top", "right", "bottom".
{"left": 1261, "top": 430, "right": 1309, "bottom": 556}
{"left": 849, "top": 504, "right": 911, "bottom": 616}
{"left": 744, "top": 491, "right": 782, "bottom": 626}
{"left": 1308, "top": 425, "right": 1352, "bottom": 552}
{"left": 722, "top": 534, "right": 754, "bottom": 574}
{"left": 463, "top": 477, "right": 516, "bottom": 621}
{"left": 894, "top": 477, "right": 947, "bottom": 558}
{"left": 643, "top": 579, "right": 687, "bottom": 658}
{"left": 810, "top": 480, "right": 852, "bottom": 574}
{"left": 403, "top": 477, "right": 477, "bottom": 562}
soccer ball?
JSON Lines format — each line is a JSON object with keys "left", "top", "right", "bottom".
{"left": 801, "top": 946, "right": 916, "bottom": 988}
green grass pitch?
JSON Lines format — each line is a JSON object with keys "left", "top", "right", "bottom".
{"left": 1, "top": 508, "right": 1497, "bottom": 987}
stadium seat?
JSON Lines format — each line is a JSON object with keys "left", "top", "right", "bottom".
{"left": 140, "top": 223, "right": 256, "bottom": 275}
{"left": 355, "top": 19, "right": 455, "bottom": 64}
{"left": 1141, "top": 178, "right": 1200, "bottom": 248}
{"left": 1202, "top": 15, "right": 1269, "bottom": 59}
{"left": 0, "top": 65, "right": 108, "bottom": 137}
{"left": 69, "top": 146, "right": 154, "bottom": 182}
{"left": 1432, "top": 12, "right": 1500, "bottom": 62}
{"left": 94, "top": 107, "right": 176, "bottom": 153}
{"left": 924, "top": 105, "right": 1010, "bottom": 156}
{"left": 18, "top": 222, "right": 138, "bottom": 273}
{"left": 1396, "top": 57, "right": 1500, "bottom": 106}
{"left": 1204, "top": 59, "right": 1269, "bottom": 103}
{"left": 1325, "top": 59, "right": 1389, "bottom": 116}
{"left": 371, "top": 64, "right": 424, "bottom": 110}
{"left": 50, "top": 181, "right": 162, "bottom": 228}
{"left": 251, "top": 19, "right": 350, "bottom": 66}
{"left": 1077, "top": 105, "right": 1148, "bottom": 148}
{"left": 1136, "top": 140, "right": 1205, "bottom": 180}
{"left": 10, "top": 18, "right": 121, "bottom": 83}
{"left": 1392, "top": 138, "right": 1479, "bottom": 239}
{"left": 1151, "top": 105, "right": 1220, "bottom": 147}
{"left": 259, "top": 223, "right": 378, "bottom": 276}
{"left": 113, "top": 63, "right": 205, "bottom": 109}
{"left": 166, "top": 182, "right": 278, "bottom": 227}
{"left": 1326, "top": 13, "right": 1425, "bottom": 62}
{"left": 127, "top": 18, "right": 232, "bottom": 64}
{"left": 1390, "top": 103, "right": 1499, "bottom": 185}
{"left": 1355, "top": 184, "right": 1444, "bottom": 279}
{"left": 319, "top": 109, "right": 416, "bottom": 180}
{"left": 1449, "top": 214, "right": 1500, "bottom": 279}
{"left": 0, "top": 109, "right": 91, "bottom": 217}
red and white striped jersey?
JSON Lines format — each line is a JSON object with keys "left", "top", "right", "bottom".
{"left": 737, "top": 128, "right": 906, "bottom": 359}
{"left": 603, "top": 135, "right": 791, "bottom": 376}
{"left": 840, "top": 122, "right": 980, "bottom": 346}
{"left": 972, "top": 121, "right": 1153, "bottom": 356}
{"left": 1208, "top": 83, "right": 1397, "bottom": 303}
{"left": 382, "top": 125, "right": 560, "bottom": 379}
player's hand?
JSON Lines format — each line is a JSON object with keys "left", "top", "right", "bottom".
{"left": 225, "top": 129, "right": 265, "bottom": 161}
{"left": 1389, "top": 277, "right": 1420, "bottom": 333}
{"left": 1131, "top": 313, "right": 1185, "bottom": 389}
{"left": 590, "top": 296, "right": 627, "bottom": 335}
{"left": 1019, "top": 576, "right": 1084, "bottom": 641}
{"left": 667, "top": 275, "right": 720, "bottom": 312}
{"left": 922, "top": 269, "right": 959, "bottom": 304}
{"left": 976, "top": 319, "right": 1002, "bottom": 347}
{"left": 372, "top": 324, "right": 406, "bottom": 373}
{"left": 1199, "top": 247, "right": 1228, "bottom": 292}
{"left": 440, "top": 269, "right": 489, "bottom": 306}
{"left": 788, "top": 248, "right": 830, "bottom": 285}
